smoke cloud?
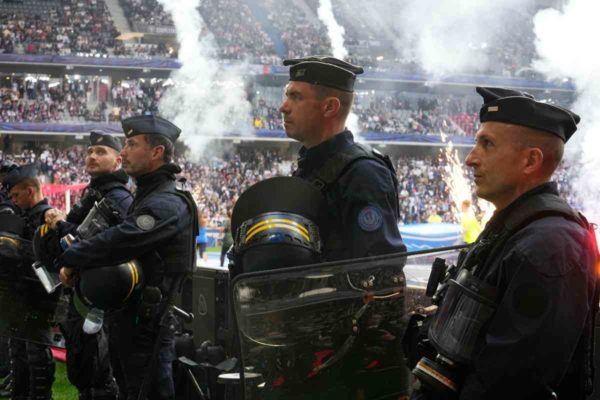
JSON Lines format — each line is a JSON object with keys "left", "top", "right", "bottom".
{"left": 533, "top": 0, "right": 600, "bottom": 229}
{"left": 317, "top": 0, "right": 348, "bottom": 60}
{"left": 157, "top": 0, "right": 252, "bottom": 155}
{"left": 316, "top": 0, "right": 361, "bottom": 134}
{"left": 383, "top": 0, "right": 533, "bottom": 76}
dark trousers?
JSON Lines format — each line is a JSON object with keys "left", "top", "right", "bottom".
{"left": 110, "top": 305, "right": 176, "bottom": 400}
{"left": 8, "top": 338, "right": 54, "bottom": 400}
{"left": 60, "top": 298, "right": 118, "bottom": 400}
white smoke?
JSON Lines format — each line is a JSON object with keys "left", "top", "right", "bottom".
{"left": 156, "top": 0, "right": 252, "bottom": 156}
{"left": 533, "top": 0, "right": 600, "bottom": 229}
{"left": 316, "top": 0, "right": 360, "bottom": 135}
{"left": 317, "top": 0, "right": 347, "bottom": 60}
{"left": 386, "top": 0, "right": 533, "bottom": 76}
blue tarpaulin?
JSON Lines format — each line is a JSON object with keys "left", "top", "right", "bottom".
{"left": 399, "top": 223, "right": 463, "bottom": 251}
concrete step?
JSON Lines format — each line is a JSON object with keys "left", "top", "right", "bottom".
{"left": 104, "top": 0, "right": 131, "bottom": 34}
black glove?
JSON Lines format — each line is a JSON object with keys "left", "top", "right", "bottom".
{"left": 32, "top": 224, "right": 64, "bottom": 272}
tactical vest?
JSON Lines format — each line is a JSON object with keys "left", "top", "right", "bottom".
{"left": 131, "top": 178, "right": 198, "bottom": 284}
{"left": 295, "top": 142, "right": 400, "bottom": 260}
{"left": 299, "top": 142, "right": 400, "bottom": 219}
{"left": 23, "top": 201, "right": 52, "bottom": 240}
{"left": 455, "top": 191, "right": 599, "bottom": 396}
{"left": 68, "top": 179, "right": 130, "bottom": 225}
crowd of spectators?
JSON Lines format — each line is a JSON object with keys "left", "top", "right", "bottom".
{"left": 251, "top": 93, "right": 482, "bottom": 136}
{"left": 0, "top": 74, "right": 488, "bottom": 136}
{"left": 119, "top": 0, "right": 173, "bottom": 31}
{"left": 258, "top": 0, "right": 330, "bottom": 60}
{"left": 198, "top": 0, "right": 280, "bottom": 64}
{"left": 0, "top": 75, "right": 168, "bottom": 123}
{"left": 0, "top": 0, "right": 543, "bottom": 77}
{"left": 0, "top": 143, "right": 579, "bottom": 229}
{"left": 0, "top": 0, "right": 119, "bottom": 57}
{"left": 0, "top": 77, "right": 93, "bottom": 122}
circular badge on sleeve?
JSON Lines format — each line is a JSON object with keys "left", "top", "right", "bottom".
{"left": 357, "top": 206, "right": 383, "bottom": 232}
{"left": 136, "top": 215, "right": 156, "bottom": 231}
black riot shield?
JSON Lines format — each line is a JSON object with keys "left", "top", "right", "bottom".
{"left": 0, "top": 216, "right": 60, "bottom": 345}
{"left": 231, "top": 245, "right": 466, "bottom": 400}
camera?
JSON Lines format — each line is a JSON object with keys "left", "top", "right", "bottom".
{"left": 412, "top": 258, "right": 498, "bottom": 398}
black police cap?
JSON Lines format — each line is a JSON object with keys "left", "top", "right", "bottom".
{"left": 0, "top": 161, "right": 17, "bottom": 176}
{"left": 121, "top": 114, "right": 181, "bottom": 143}
{"left": 2, "top": 164, "right": 38, "bottom": 192}
{"left": 283, "top": 56, "right": 364, "bottom": 93}
{"left": 89, "top": 130, "right": 122, "bottom": 152}
{"left": 477, "top": 86, "right": 580, "bottom": 142}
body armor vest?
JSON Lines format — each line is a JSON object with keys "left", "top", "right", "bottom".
{"left": 68, "top": 179, "right": 129, "bottom": 225}
{"left": 436, "top": 191, "right": 598, "bottom": 396}
{"left": 298, "top": 142, "right": 400, "bottom": 219}
{"left": 295, "top": 142, "right": 400, "bottom": 260}
{"left": 130, "top": 178, "right": 198, "bottom": 284}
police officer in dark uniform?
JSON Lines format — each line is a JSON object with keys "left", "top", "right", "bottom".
{"left": 411, "top": 87, "right": 598, "bottom": 400}
{"left": 0, "top": 162, "right": 17, "bottom": 215}
{"left": 0, "top": 161, "right": 17, "bottom": 397}
{"left": 278, "top": 56, "right": 409, "bottom": 399}
{"left": 58, "top": 115, "right": 198, "bottom": 400}
{"left": 279, "top": 56, "right": 406, "bottom": 261}
{"left": 3, "top": 164, "right": 55, "bottom": 400}
{"left": 43, "top": 131, "right": 132, "bottom": 400}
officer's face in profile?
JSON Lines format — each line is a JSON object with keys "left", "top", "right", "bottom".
{"left": 279, "top": 81, "right": 324, "bottom": 145}
{"left": 465, "top": 122, "right": 529, "bottom": 210}
{"left": 9, "top": 183, "right": 34, "bottom": 210}
{"left": 121, "top": 135, "right": 154, "bottom": 178}
{"left": 85, "top": 145, "right": 121, "bottom": 177}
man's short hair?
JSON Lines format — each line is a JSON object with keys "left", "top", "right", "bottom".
{"left": 313, "top": 84, "right": 354, "bottom": 120}
{"left": 512, "top": 125, "right": 564, "bottom": 175}
{"left": 14, "top": 178, "right": 41, "bottom": 194}
{"left": 144, "top": 133, "right": 174, "bottom": 163}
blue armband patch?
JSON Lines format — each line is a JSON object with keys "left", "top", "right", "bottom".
{"left": 358, "top": 206, "right": 383, "bottom": 232}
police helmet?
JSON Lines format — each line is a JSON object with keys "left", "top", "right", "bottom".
{"left": 0, "top": 214, "right": 26, "bottom": 260}
{"left": 231, "top": 177, "right": 325, "bottom": 274}
{"left": 74, "top": 260, "right": 144, "bottom": 315}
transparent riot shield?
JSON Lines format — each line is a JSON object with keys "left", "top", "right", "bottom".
{"left": 231, "top": 245, "right": 466, "bottom": 400}
{"left": 0, "top": 227, "right": 60, "bottom": 346}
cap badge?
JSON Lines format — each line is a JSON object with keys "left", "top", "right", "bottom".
{"left": 488, "top": 106, "right": 499, "bottom": 112}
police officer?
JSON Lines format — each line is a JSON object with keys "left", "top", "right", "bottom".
{"left": 3, "top": 164, "right": 55, "bottom": 400}
{"left": 43, "top": 131, "right": 132, "bottom": 400}
{"left": 411, "top": 87, "right": 598, "bottom": 400}
{"left": 0, "top": 161, "right": 17, "bottom": 398}
{"left": 58, "top": 115, "right": 198, "bottom": 400}
{"left": 0, "top": 162, "right": 17, "bottom": 215}
{"left": 279, "top": 56, "right": 406, "bottom": 261}
{"left": 278, "top": 56, "right": 408, "bottom": 399}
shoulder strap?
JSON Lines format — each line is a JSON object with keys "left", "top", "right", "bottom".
{"left": 503, "top": 192, "right": 585, "bottom": 232}
{"left": 307, "top": 142, "right": 373, "bottom": 191}
{"left": 173, "top": 178, "right": 199, "bottom": 274}
{"left": 469, "top": 192, "right": 587, "bottom": 277}
{"left": 307, "top": 143, "right": 400, "bottom": 217}
{"left": 96, "top": 180, "right": 129, "bottom": 196}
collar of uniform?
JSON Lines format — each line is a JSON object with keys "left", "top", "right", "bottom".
{"left": 24, "top": 198, "right": 49, "bottom": 213}
{"left": 134, "top": 163, "right": 181, "bottom": 191}
{"left": 297, "top": 130, "right": 354, "bottom": 173}
{"left": 90, "top": 169, "right": 129, "bottom": 189}
{"left": 24, "top": 199, "right": 49, "bottom": 226}
{"left": 483, "top": 181, "right": 559, "bottom": 235}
